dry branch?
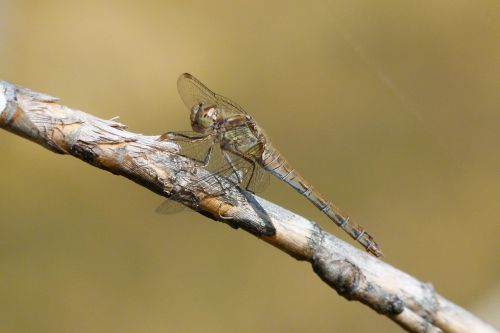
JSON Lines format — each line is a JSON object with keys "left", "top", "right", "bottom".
{"left": 0, "top": 81, "right": 497, "bottom": 333}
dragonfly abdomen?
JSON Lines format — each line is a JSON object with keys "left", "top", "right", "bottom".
{"left": 260, "top": 146, "right": 383, "bottom": 257}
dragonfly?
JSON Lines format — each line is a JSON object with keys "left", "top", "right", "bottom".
{"left": 161, "top": 73, "right": 383, "bottom": 257}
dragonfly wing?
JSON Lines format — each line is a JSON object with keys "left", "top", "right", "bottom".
{"left": 246, "top": 162, "right": 270, "bottom": 193}
{"left": 184, "top": 144, "right": 269, "bottom": 195}
{"left": 165, "top": 130, "right": 216, "bottom": 163}
{"left": 155, "top": 200, "right": 186, "bottom": 215}
{"left": 221, "top": 147, "right": 270, "bottom": 194}
{"left": 177, "top": 73, "right": 248, "bottom": 116}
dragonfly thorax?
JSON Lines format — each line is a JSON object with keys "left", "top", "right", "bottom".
{"left": 190, "top": 103, "right": 222, "bottom": 134}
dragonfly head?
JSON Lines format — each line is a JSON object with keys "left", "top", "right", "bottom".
{"left": 190, "top": 103, "right": 220, "bottom": 133}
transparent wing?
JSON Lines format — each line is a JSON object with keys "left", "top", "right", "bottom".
{"left": 177, "top": 73, "right": 248, "bottom": 117}
{"left": 155, "top": 200, "right": 186, "bottom": 215}
{"left": 167, "top": 131, "right": 216, "bottom": 164}
{"left": 223, "top": 149, "right": 270, "bottom": 193}
{"left": 189, "top": 139, "right": 270, "bottom": 194}
{"left": 247, "top": 162, "right": 270, "bottom": 193}
{"left": 156, "top": 144, "right": 269, "bottom": 215}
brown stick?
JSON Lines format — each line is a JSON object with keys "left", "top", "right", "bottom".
{"left": 0, "top": 81, "right": 496, "bottom": 333}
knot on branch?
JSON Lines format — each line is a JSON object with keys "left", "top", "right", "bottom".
{"left": 313, "top": 256, "right": 404, "bottom": 315}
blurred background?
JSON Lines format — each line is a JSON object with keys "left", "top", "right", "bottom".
{"left": 0, "top": 1, "right": 498, "bottom": 332}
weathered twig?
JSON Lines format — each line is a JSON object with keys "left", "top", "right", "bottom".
{"left": 0, "top": 81, "right": 496, "bottom": 333}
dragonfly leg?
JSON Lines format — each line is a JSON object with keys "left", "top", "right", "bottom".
{"left": 222, "top": 150, "right": 244, "bottom": 185}
{"left": 161, "top": 131, "right": 215, "bottom": 166}
{"left": 198, "top": 144, "right": 214, "bottom": 167}
{"left": 219, "top": 142, "right": 259, "bottom": 191}
{"left": 195, "top": 150, "right": 252, "bottom": 209}
{"left": 225, "top": 149, "right": 258, "bottom": 193}
{"left": 183, "top": 142, "right": 215, "bottom": 166}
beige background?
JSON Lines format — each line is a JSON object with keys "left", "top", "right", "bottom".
{"left": 0, "top": 1, "right": 499, "bottom": 332}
